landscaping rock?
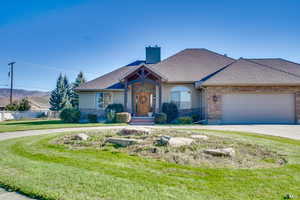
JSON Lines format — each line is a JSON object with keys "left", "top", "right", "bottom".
{"left": 118, "top": 127, "right": 151, "bottom": 136}
{"left": 156, "top": 135, "right": 172, "bottom": 146}
{"left": 106, "top": 137, "right": 141, "bottom": 147}
{"left": 168, "top": 137, "right": 194, "bottom": 147}
{"left": 156, "top": 136, "right": 194, "bottom": 147}
{"left": 190, "top": 135, "right": 209, "bottom": 140}
{"left": 73, "top": 133, "right": 89, "bottom": 141}
{"left": 203, "top": 148, "right": 235, "bottom": 157}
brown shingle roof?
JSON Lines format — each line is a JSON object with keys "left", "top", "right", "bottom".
{"left": 201, "top": 59, "right": 300, "bottom": 86}
{"left": 151, "top": 48, "right": 235, "bottom": 82}
{"left": 247, "top": 58, "right": 300, "bottom": 77}
{"left": 76, "top": 48, "right": 235, "bottom": 91}
{"left": 76, "top": 65, "right": 140, "bottom": 91}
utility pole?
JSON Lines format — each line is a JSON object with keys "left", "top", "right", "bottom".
{"left": 8, "top": 62, "right": 15, "bottom": 104}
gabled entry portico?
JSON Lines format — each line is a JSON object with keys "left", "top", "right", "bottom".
{"left": 121, "top": 65, "right": 165, "bottom": 116}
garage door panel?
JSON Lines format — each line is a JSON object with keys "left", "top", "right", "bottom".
{"left": 222, "top": 94, "right": 295, "bottom": 124}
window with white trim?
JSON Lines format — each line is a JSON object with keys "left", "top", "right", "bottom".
{"left": 96, "top": 92, "right": 113, "bottom": 109}
{"left": 170, "top": 86, "right": 191, "bottom": 109}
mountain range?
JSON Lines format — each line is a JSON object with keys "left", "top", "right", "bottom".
{"left": 0, "top": 88, "right": 50, "bottom": 110}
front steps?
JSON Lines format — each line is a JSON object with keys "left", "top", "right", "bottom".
{"left": 130, "top": 117, "right": 155, "bottom": 125}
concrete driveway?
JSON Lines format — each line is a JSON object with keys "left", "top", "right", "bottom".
{"left": 1, "top": 125, "right": 300, "bottom": 142}
{"left": 201, "top": 125, "right": 300, "bottom": 140}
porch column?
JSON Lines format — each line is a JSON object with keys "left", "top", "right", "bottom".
{"left": 158, "top": 80, "right": 162, "bottom": 112}
{"left": 124, "top": 80, "right": 128, "bottom": 112}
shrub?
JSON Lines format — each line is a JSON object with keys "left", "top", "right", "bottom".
{"left": 105, "top": 104, "right": 124, "bottom": 114}
{"left": 37, "top": 112, "right": 47, "bottom": 118}
{"left": 106, "top": 110, "right": 116, "bottom": 123}
{"left": 87, "top": 114, "right": 98, "bottom": 123}
{"left": 191, "top": 114, "right": 200, "bottom": 122}
{"left": 176, "top": 116, "right": 193, "bottom": 124}
{"left": 59, "top": 108, "right": 81, "bottom": 123}
{"left": 105, "top": 104, "right": 124, "bottom": 122}
{"left": 5, "top": 101, "right": 19, "bottom": 111}
{"left": 4, "top": 98, "right": 31, "bottom": 111}
{"left": 154, "top": 113, "right": 167, "bottom": 124}
{"left": 18, "top": 98, "right": 31, "bottom": 111}
{"left": 162, "top": 102, "right": 178, "bottom": 123}
{"left": 115, "top": 112, "right": 131, "bottom": 123}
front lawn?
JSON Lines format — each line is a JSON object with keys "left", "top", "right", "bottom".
{"left": 0, "top": 119, "right": 126, "bottom": 133}
{"left": 0, "top": 128, "right": 299, "bottom": 200}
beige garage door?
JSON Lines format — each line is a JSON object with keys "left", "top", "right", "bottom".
{"left": 222, "top": 93, "right": 295, "bottom": 124}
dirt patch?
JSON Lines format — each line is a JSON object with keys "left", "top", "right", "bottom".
{"left": 53, "top": 129, "right": 287, "bottom": 169}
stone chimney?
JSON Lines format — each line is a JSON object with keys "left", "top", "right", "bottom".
{"left": 146, "top": 46, "right": 161, "bottom": 64}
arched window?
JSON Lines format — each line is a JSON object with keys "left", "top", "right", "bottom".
{"left": 170, "top": 86, "right": 191, "bottom": 109}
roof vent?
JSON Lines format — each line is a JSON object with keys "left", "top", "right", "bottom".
{"left": 146, "top": 46, "right": 161, "bottom": 64}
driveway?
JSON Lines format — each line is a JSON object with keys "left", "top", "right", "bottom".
{"left": 199, "top": 125, "right": 300, "bottom": 140}
{"left": 1, "top": 125, "right": 300, "bottom": 142}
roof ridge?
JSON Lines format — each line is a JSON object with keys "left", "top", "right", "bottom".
{"left": 244, "top": 59, "right": 300, "bottom": 79}
{"left": 247, "top": 58, "right": 282, "bottom": 60}
{"left": 198, "top": 60, "right": 237, "bottom": 83}
{"left": 152, "top": 48, "right": 235, "bottom": 68}
{"left": 195, "top": 48, "right": 236, "bottom": 61}
{"left": 278, "top": 58, "right": 300, "bottom": 66}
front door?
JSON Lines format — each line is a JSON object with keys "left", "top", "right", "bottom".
{"left": 135, "top": 92, "right": 151, "bottom": 116}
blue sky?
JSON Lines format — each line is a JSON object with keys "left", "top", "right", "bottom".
{"left": 0, "top": 0, "right": 300, "bottom": 91}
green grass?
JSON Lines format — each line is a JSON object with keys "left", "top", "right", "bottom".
{"left": 0, "top": 119, "right": 126, "bottom": 133}
{"left": 0, "top": 129, "right": 300, "bottom": 200}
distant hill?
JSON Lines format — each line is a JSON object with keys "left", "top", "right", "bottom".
{"left": 0, "top": 88, "right": 50, "bottom": 110}
{"left": 0, "top": 88, "right": 49, "bottom": 98}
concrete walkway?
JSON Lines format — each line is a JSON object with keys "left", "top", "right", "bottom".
{"left": 1, "top": 124, "right": 300, "bottom": 199}
{"left": 0, "top": 188, "right": 30, "bottom": 200}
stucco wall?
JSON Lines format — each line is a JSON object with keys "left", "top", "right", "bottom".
{"left": 161, "top": 83, "right": 201, "bottom": 109}
{"left": 204, "top": 86, "right": 300, "bottom": 124}
{"left": 78, "top": 91, "right": 126, "bottom": 118}
{"left": 78, "top": 83, "right": 202, "bottom": 115}
{"left": 78, "top": 92, "right": 96, "bottom": 109}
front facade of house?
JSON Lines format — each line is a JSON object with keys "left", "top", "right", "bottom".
{"left": 76, "top": 47, "right": 300, "bottom": 124}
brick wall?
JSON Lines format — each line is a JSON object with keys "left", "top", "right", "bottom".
{"left": 204, "top": 86, "right": 300, "bottom": 124}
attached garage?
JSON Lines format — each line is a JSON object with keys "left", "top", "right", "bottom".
{"left": 221, "top": 93, "right": 295, "bottom": 124}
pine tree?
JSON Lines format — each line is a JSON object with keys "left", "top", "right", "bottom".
{"left": 61, "top": 75, "right": 72, "bottom": 109}
{"left": 71, "top": 72, "right": 86, "bottom": 108}
{"left": 49, "top": 74, "right": 65, "bottom": 111}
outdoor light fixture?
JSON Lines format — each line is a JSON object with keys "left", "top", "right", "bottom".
{"left": 213, "top": 95, "right": 218, "bottom": 102}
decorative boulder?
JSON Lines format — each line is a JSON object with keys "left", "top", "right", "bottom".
{"left": 156, "top": 135, "right": 172, "bottom": 146}
{"left": 106, "top": 137, "right": 141, "bottom": 147}
{"left": 156, "top": 136, "right": 194, "bottom": 147}
{"left": 73, "top": 133, "right": 89, "bottom": 141}
{"left": 203, "top": 148, "right": 235, "bottom": 157}
{"left": 168, "top": 137, "right": 194, "bottom": 147}
{"left": 191, "top": 135, "right": 209, "bottom": 140}
{"left": 118, "top": 127, "right": 151, "bottom": 136}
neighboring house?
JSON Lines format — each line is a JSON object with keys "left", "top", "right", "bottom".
{"left": 75, "top": 46, "right": 300, "bottom": 124}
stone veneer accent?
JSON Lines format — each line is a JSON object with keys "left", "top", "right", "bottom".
{"left": 205, "top": 86, "right": 300, "bottom": 124}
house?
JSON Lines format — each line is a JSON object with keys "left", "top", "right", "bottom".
{"left": 75, "top": 46, "right": 300, "bottom": 124}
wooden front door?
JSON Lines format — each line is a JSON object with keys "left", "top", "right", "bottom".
{"left": 135, "top": 92, "right": 151, "bottom": 116}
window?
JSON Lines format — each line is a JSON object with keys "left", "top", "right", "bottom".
{"left": 96, "top": 92, "right": 113, "bottom": 109}
{"left": 170, "top": 86, "right": 191, "bottom": 109}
